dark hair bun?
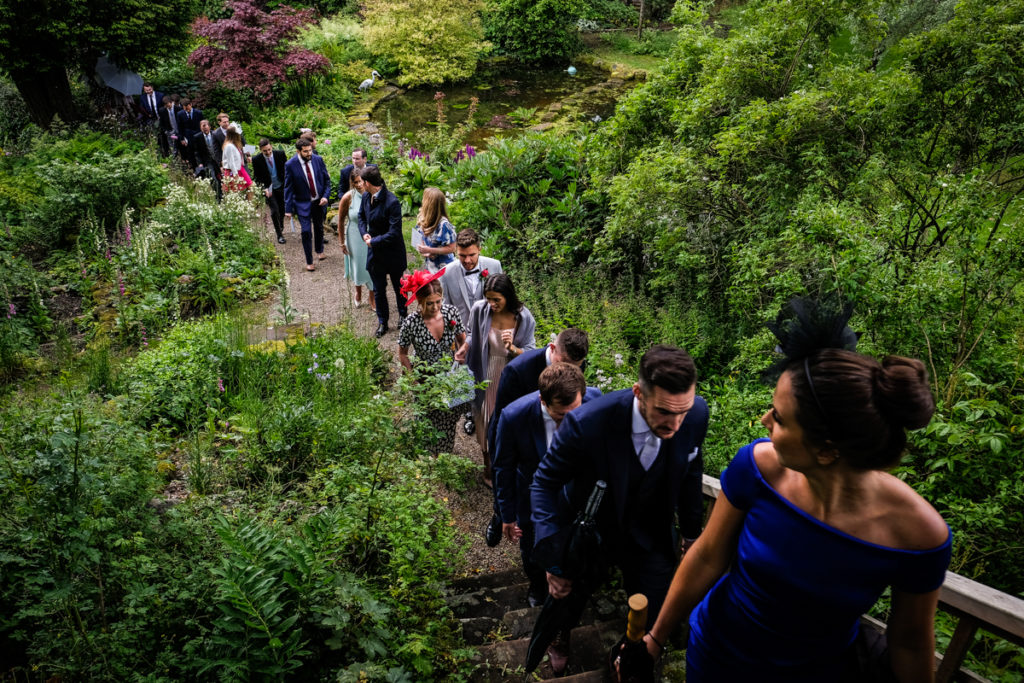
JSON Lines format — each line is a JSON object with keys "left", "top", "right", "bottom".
{"left": 875, "top": 356, "right": 935, "bottom": 431}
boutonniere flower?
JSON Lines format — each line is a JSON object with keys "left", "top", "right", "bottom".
{"left": 448, "top": 319, "right": 456, "bottom": 327}
{"left": 480, "top": 269, "right": 489, "bottom": 278}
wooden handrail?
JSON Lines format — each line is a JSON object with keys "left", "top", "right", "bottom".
{"left": 700, "top": 474, "right": 1024, "bottom": 682}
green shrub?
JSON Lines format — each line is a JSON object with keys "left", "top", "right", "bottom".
{"left": 362, "top": 0, "right": 488, "bottom": 86}
{"left": 484, "top": 0, "right": 585, "bottom": 63}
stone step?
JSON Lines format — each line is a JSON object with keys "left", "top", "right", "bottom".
{"left": 448, "top": 568, "right": 524, "bottom": 593}
{"left": 447, "top": 582, "right": 532, "bottom": 619}
{"left": 469, "top": 620, "right": 623, "bottom": 681}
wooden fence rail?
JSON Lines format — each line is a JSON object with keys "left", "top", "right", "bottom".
{"left": 700, "top": 474, "right": 1024, "bottom": 682}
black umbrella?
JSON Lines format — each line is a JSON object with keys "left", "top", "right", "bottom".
{"left": 94, "top": 55, "right": 143, "bottom": 96}
{"left": 525, "top": 480, "right": 608, "bottom": 673}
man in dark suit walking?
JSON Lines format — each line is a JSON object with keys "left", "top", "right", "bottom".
{"left": 283, "top": 137, "right": 331, "bottom": 271}
{"left": 358, "top": 166, "right": 408, "bottom": 337}
{"left": 138, "top": 82, "right": 162, "bottom": 125}
{"left": 252, "top": 138, "right": 287, "bottom": 244}
{"left": 493, "top": 363, "right": 601, "bottom": 608}
{"left": 481, "top": 327, "right": 590, "bottom": 547}
{"left": 530, "top": 344, "right": 709, "bottom": 673}
{"left": 338, "top": 147, "right": 368, "bottom": 196}
{"left": 157, "top": 95, "right": 181, "bottom": 158}
{"left": 175, "top": 98, "right": 203, "bottom": 167}
{"left": 191, "top": 119, "right": 221, "bottom": 196}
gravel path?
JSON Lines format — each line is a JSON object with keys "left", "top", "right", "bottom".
{"left": 260, "top": 210, "right": 520, "bottom": 579}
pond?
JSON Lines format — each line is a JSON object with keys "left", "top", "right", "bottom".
{"left": 374, "top": 63, "right": 620, "bottom": 150}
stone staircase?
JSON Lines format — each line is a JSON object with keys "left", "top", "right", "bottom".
{"left": 446, "top": 569, "right": 630, "bottom": 681}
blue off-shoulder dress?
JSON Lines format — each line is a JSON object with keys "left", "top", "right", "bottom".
{"left": 686, "top": 439, "right": 952, "bottom": 683}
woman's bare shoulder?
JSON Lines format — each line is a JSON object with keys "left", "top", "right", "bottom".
{"left": 880, "top": 475, "right": 949, "bottom": 550}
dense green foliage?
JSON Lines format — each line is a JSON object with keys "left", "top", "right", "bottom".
{"left": 484, "top": 0, "right": 585, "bottom": 63}
{"left": 0, "top": 317, "right": 474, "bottom": 680}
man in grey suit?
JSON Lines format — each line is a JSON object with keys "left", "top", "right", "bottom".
{"left": 440, "top": 228, "right": 503, "bottom": 331}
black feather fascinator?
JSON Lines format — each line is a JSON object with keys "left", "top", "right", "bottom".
{"left": 764, "top": 297, "right": 859, "bottom": 380}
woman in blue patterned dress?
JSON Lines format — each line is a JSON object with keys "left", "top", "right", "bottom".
{"left": 413, "top": 187, "right": 456, "bottom": 273}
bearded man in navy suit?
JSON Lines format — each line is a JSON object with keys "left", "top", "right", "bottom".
{"left": 493, "top": 363, "right": 601, "bottom": 608}
{"left": 530, "top": 344, "right": 709, "bottom": 672}
{"left": 284, "top": 137, "right": 331, "bottom": 270}
{"left": 358, "top": 165, "right": 408, "bottom": 338}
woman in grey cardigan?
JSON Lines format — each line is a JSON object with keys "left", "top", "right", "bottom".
{"left": 455, "top": 273, "right": 536, "bottom": 486}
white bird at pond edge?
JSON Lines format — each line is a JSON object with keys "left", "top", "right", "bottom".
{"left": 360, "top": 70, "right": 382, "bottom": 91}
{"left": 567, "top": 66, "right": 577, "bottom": 76}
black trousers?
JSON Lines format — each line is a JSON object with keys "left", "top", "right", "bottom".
{"left": 369, "top": 264, "right": 407, "bottom": 327}
{"left": 518, "top": 521, "right": 548, "bottom": 597}
{"left": 266, "top": 187, "right": 285, "bottom": 238}
{"left": 298, "top": 203, "right": 326, "bottom": 265}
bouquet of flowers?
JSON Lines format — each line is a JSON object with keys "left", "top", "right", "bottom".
{"left": 221, "top": 169, "right": 248, "bottom": 194}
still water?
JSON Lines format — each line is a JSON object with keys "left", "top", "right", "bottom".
{"left": 374, "top": 63, "right": 619, "bottom": 150}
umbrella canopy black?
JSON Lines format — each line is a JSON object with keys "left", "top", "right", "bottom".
{"left": 525, "top": 480, "right": 608, "bottom": 673}
{"left": 95, "top": 55, "right": 143, "bottom": 96}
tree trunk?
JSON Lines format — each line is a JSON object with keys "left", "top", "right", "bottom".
{"left": 9, "top": 65, "right": 77, "bottom": 128}
{"left": 637, "top": 0, "right": 645, "bottom": 41}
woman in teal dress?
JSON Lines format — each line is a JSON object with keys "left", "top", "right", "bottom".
{"left": 337, "top": 168, "right": 374, "bottom": 309}
{"left": 639, "top": 301, "right": 951, "bottom": 683}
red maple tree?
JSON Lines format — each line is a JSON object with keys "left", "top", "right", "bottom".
{"left": 188, "top": 0, "right": 329, "bottom": 101}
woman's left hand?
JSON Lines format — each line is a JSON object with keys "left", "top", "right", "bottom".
{"left": 501, "top": 329, "right": 514, "bottom": 350}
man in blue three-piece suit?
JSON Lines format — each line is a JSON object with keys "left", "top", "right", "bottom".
{"left": 493, "top": 363, "right": 601, "bottom": 609}
{"left": 358, "top": 166, "right": 408, "bottom": 338}
{"left": 530, "top": 344, "right": 709, "bottom": 674}
{"left": 283, "top": 137, "right": 331, "bottom": 271}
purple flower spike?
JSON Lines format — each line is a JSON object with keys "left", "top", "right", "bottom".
{"left": 7, "top": 303, "right": 15, "bottom": 318}
{"left": 218, "top": 377, "right": 225, "bottom": 392}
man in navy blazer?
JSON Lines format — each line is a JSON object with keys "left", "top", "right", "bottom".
{"left": 138, "top": 83, "right": 162, "bottom": 124}
{"left": 531, "top": 345, "right": 708, "bottom": 645}
{"left": 175, "top": 98, "right": 203, "bottom": 167}
{"left": 493, "top": 363, "right": 601, "bottom": 607}
{"left": 358, "top": 165, "right": 408, "bottom": 337}
{"left": 283, "top": 137, "right": 331, "bottom": 270}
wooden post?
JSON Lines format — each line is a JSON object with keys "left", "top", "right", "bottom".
{"left": 935, "top": 617, "right": 978, "bottom": 683}
{"left": 637, "top": 0, "right": 645, "bottom": 41}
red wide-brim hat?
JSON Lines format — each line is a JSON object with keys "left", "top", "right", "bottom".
{"left": 399, "top": 268, "right": 446, "bottom": 305}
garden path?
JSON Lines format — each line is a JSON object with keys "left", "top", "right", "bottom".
{"left": 260, "top": 210, "right": 519, "bottom": 579}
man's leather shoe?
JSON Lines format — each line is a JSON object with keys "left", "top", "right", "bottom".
{"left": 547, "top": 628, "right": 571, "bottom": 675}
{"left": 527, "top": 586, "right": 547, "bottom": 608}
{"left": 374, "top": 324, "right": 388, "bottom": 338}
{"left": 277, "top": 236, "right": 286, "bottom": 244}
{"left": 485, "top": 514, "right": 501, "bottom": 548}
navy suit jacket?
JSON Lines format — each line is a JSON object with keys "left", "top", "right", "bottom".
{"left": 358, "top": 187, "right": 407, "bottom": 273}
{"left": 487, "top": 345, "right": 551, "bottom": 452}
{"left": 138, "top": 90, "right": 163, "bottom": 119}
{"left": 158, "top": 105, "right": 182, "bottom": 134}
{"left": 176, "top": 108, "right": 203, "bottom": 138}
{"left": 283, "top": 154, "right": 331, "bottom": 218}
{"left": 530, "top": 388, "right": 709, "bottom": 570}
{"left": 493, "top": 387, "right": 603, "bottom": 527}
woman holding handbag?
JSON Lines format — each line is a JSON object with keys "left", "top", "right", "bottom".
{"left": 398, "top": 269, "right": 469, "bottom": 454}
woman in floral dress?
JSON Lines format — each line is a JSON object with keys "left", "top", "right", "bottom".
{"left": 398, "top": 269, "right": 468, "bottom": 454}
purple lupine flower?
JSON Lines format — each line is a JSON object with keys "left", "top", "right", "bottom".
{"left": 217, "top": 377, "right": 225, "bottom": 392}
{"left": 465, "top": 144, "right": 476, "bottom": 158}
{"left": 124, "top": 225, "right": 132, "bottom": 246}
{"left": 454, "top": 150, "right": 465, "bottom": 163}
{"left": 118, "top": 274, "right": 125, "bottom": 296}
{"left": 7, "top": 303, "right": 15, "bottom": 318}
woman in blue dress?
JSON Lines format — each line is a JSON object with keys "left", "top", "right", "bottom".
{"left": 642, "top": 302, "right": 951, "bottom": 683}
{"left": 337, "top": 168, "right": 375, "bottom": 310}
